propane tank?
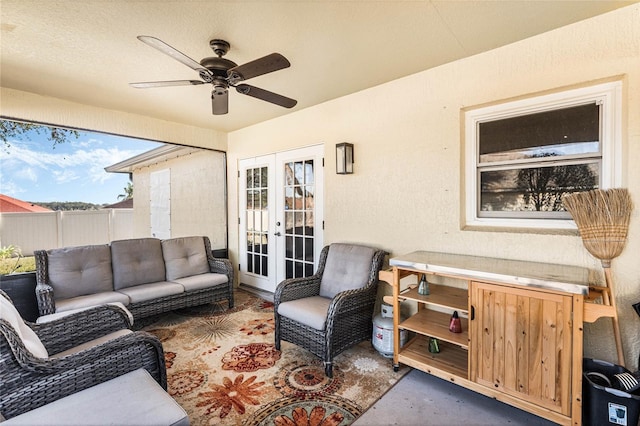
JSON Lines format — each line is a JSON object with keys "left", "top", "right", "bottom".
{"left": 372, "top": 302, "right": 407, "bottom": 358}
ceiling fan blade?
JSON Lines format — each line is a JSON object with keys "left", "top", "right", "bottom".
{"left": 212, "top": 90, "right": 229, "bottom": 115}
{"left": 130, "top": 80, "right": 205, "bottom": 88}
{"left": 228, "top": 53, "right": 290, "bottom": 82}
{"left": 236, "top": 84, "right": 297, "bottom": 108}
{"left": 137, "top": 36, "right": 213, "bottom": 82}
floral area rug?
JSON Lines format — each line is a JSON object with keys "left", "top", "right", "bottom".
{"left": 142, "top": 290, "right": 407, "bottom": 426}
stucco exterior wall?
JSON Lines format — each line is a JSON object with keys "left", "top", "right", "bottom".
{"left": 227, "top": 5, "right": 640, "bottom": 366}
{"left": 132, "top": 149, "right": 227, "bottom": 250}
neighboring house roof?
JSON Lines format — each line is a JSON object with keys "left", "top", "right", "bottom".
{"left": 0, "top": 194, "right": 52, "bottom": 212}
{"left": 102, "top": 198, "right": 133, "bottom": 209}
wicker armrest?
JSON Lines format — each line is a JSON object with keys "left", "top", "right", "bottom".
{"left": 327, "top": 284, "right": 378, "bottom": 319}
{"left": 274, "top": 275, "right": 322, "bottom": 307}
{"left": 0, "top": 329, "right": 166, "bottom": 419}
{"left": 209, "top": 257, "right": 234, "bottom": 282}
{"left": 34, "top": 250, "right": 56, "bottom": 316}
{"left": 34, "top": 283, "right": 55, "bottom": 316}
{"left": 33, "top": 304, "right": 134, "bottom": 354}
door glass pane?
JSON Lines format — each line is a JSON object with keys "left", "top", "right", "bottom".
{"left": 283, "top": 159, "right": 315, "bottom": 279}
{"left": 245, "top": 167, "right": 269, "bottom": 278}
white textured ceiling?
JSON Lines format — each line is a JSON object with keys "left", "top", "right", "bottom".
{"left": 1, "top": 1, "right": 636, "bottom": 133}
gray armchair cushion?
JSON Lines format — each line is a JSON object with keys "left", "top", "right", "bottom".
{"left": 0, "top": 295, "right": 49, "bottom": 358}
{"left": 319, "top": 243, "right": 377, "bottom": 299}
{"left": 277, "top": 296, "right": 332, "bottom": 330}
{"left": 50, "top": 329, "right": 132, "bottom": 359}
{"left": 111, "top": 238, "right": 166, "bottom": 290}
{"left": 37, "top": 302, "right": 133, "bottom": 324}
{"left": 47, "top": 245, "right": 113, "bottom": 300}
{"left": 162, "top": 237, "right": 209, "bottom": 281}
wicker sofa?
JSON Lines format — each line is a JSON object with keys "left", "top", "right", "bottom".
{"left": 34, "top": 236, "right": 233, "bottom": 320}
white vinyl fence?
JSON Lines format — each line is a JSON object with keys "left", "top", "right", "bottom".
{"left": 0, "top": 209, "right": 134, "bottom": 255}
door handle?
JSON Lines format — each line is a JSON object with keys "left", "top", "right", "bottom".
{"left": 470, "top": 305, "right": 475, "bottom": 321}
{"left": 274, "top": 232, "right": 282, "bottom": 236}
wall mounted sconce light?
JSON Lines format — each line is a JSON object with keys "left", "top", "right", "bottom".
{"left": 336, "top": 142, "right": 354, "bottom": 174}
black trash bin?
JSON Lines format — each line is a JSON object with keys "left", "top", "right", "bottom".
{"left": 583, "top": 358, "right": 640, "bottom": 426}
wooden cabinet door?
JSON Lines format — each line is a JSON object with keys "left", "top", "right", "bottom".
{"left": 469, "top": 281, "right": 572, "bottom": 415}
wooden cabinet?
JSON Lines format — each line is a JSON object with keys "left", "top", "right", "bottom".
{"left": 385, "top": 251, "right": 588, "bottom": 426}
{"left": 470, "top": 281, "right": 572, "bottom": 416}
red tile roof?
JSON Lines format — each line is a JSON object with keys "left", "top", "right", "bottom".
{"left": 0, "top": 194, "right": 52, "bottom": 212}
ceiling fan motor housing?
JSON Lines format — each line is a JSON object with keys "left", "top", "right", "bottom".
{"left": 200, "top": 56, "right": 237, "bottom": 77}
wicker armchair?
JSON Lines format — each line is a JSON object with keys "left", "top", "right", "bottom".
{"left": 274, "top": 243, "right": 386, "bottom": 377}
{"left": 0, "top": 290, "right": 166, "bottom": 420}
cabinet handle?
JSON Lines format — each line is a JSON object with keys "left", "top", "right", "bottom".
{"left": 470, "top": 305, "right": 475, "bottom": 320}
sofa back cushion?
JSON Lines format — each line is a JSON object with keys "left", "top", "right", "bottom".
{"left": 319, "top": 243, "right": 376, "bottom": 299}
{"left": 111, "top": 238, "right": 166, "bottom": 290}
{"left": 47, "top": 245, "right": 113, "bottom": 300}
{"left": 162, "top": 237, "right": 209, "bottom": 281}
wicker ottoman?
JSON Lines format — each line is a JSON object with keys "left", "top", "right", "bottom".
{"left": 2, "top": 369, "right": 188, "bottom": 425}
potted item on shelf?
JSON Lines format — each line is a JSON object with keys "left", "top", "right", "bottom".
{"left": 417, "top": 274, "right": 430, "bottom": 295}
{"left": 449, "top": 311, "right": 462, "bottom": 333}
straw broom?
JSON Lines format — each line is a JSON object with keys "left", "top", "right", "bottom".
{"left": 563, "top": 188, "right": 633, "bottom": 366}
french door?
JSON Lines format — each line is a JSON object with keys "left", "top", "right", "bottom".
{"left": 239, "top": 145, "right": 324, "bottom": 293}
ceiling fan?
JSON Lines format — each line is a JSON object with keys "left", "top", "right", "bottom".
{"left": 130, "top": 36, "right": 297, "bottom": 115}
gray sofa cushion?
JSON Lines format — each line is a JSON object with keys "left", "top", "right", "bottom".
{"left": 172, "top": 273, "right": 228, "bottom": 292}
{"left": 277, "top": 296, "right": 332, "bottom": 330}
{"left": 162, "top": 237, "right": 210, "bottom": 281}
{"left": 1, "top": 368, "right": 189, "bottom": 426}
{"left": 319, "top": 243, "right": 376, "bottom": 299}
{"left": 111, "top": 238, "right": 166, "bottom": 290}
{"left": 116, "top": 281, "right": 184, "bottom": 303}
{"left": 55, "top": 292, "right": 130, "bottom": 313}
{"left": 47, "top": 245, "right": 113, "bottom": 300}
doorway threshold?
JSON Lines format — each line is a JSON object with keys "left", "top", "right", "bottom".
{"left": 238, "top": 283, "right": 274, "bottom": 303}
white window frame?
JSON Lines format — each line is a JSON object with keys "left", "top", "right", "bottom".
{"left": 464, "top": 81, "right": 622, "bottom": 231}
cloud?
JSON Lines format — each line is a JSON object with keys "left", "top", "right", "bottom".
{"left": 15, "top": 167, "right": 38, "bottom": 182}
{"left": 0, "top": 132, "right": 160, "bottom": 203}
{"left": 0, "top": 180, "right": 26, "bottom": 197}
{"left": 1, "top": 144, "right": 142, "bottom": 174}
{"left": 52, "top": 169, "right": 79, "bottom": 184}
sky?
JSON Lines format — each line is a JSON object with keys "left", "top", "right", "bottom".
{"left": 0, "top": 125, "right": 163, "bottom": 205}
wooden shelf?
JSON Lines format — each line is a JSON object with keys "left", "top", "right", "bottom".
{"left": 379, "top": 268, "right": 415, "bottom": 283}
{"left": 398, "top": 336, "right": 468, "bottom": 379}
{"left": 400, "top": 308, "right": 469, "bottom": 348}
{"left": 400, "top": 284, "right": 468, "bottom": 313}
{"left": 584, "top": 286, "right": 616, "bottom": 322}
